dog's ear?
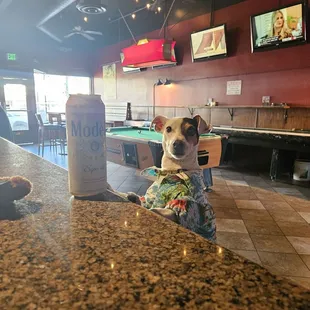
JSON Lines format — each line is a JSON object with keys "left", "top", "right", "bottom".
{"left": 193, "top": 115, "right": 212, "bottom": 135}
{"left": 150, "top": 115, "right": 168, "bottom": 133}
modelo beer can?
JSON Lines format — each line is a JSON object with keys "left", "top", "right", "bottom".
{"left": 66, "top": 94, "right": 107, "bottom": 197}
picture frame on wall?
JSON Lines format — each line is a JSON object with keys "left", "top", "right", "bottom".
{"left": 102, "top": 63, "right": 117, "bottom": 100}
{"left": 190, "top": 24, "right": 228, "bottom": 62}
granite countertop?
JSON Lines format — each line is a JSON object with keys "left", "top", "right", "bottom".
{"left": 0, "top": 138, "right": 309, "bottom": 309}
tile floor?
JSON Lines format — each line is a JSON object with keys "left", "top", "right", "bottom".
{"left": 22, "top": 144, "right": 310, "bottom": 290}
{"left": 210, "top": 170, "right": 310, "bottom": 290}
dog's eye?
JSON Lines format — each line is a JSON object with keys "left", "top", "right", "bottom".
{"left": 166, "top": 126, "right": 172, "bottom": 133}
{"left": 187, "top": 127, "right": 196, "bottom": 136}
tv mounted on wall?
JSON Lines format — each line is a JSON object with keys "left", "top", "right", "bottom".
{"left": 190, "top": 24, "right": 228, "bottom": 62}
{"left": 251, "top": 2, "right": 307, "bottom": 52}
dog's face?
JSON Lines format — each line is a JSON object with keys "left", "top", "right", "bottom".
{"left": 151, "top": 115, "right": 212, "bottom": 160}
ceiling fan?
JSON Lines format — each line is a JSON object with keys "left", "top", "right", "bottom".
{"left": 64, "top": 26, "right": 102, "bottom": 40}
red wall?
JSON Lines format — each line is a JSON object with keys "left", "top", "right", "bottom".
{"left": 93, "top": 0, "right": 310, "bottom": 107}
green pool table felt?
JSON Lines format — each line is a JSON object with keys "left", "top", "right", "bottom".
{"left": 106, "top": 127, "right": 217, "bottom": 141}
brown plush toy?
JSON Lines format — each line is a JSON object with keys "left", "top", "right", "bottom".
{"left": 0, "top": 176, "right": 32, "bottom": 205}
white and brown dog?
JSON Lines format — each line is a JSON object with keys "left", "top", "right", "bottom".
{"left": 120, "top": 115, "right": 216, "bottom": 242}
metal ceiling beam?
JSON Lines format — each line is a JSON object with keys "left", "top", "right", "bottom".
{"left": 36, "top": 0, "right": 76, "bottom": 42}
{"left": 108, "top": 6, "right": 146, "bottom": 23}
{"left": 37, "top": 0, "right": 76, "bottom": 26}
{"left": 159, "top": 0, "right": 177, "bottom": 37}
{"left": 118, "top": 8, "right": 137, "bottom": 43}
{"left": 39, "top": 27, "right": 62, "bottom": 43}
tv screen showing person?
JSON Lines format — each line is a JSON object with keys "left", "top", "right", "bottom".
{"left": 252, "top": 3, "right": 304, "bottom": 49}
{"left": 191, "top": 24, "right": 227, "bottom": 61}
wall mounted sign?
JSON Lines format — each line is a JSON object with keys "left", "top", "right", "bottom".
{"left": 226, "top": 80, "right": 242, "bottom": 95}
{"left": 102, "top": 63, "right": 117, "bottom": 100}
{"left": 7, "top": 53, "right": 16, "bottom": 61}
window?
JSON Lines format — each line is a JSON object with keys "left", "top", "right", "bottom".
{"left": 34, "top": 72, "right": 90, "bottom": 122}
{"left": 4, "top": 84, "right": 29, "bottom": 131}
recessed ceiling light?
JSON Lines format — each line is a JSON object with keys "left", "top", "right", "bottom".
{"left": 76, "top": 0, "right": 107, "bottom": 14}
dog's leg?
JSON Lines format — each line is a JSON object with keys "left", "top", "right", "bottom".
{"left": 107, "top": 183, "right": 141, "bottom": 205}
{"left": 202, "top": 168, "right": 213, "bottom": 192}
{"left": 165, "top": 197, "right": 216, "bottom": 242}
{"left": 151, "top": 208, "right": 178, "bottom": 222}
{"left": 127, "top": 192, "right": 141, "bottom": 205}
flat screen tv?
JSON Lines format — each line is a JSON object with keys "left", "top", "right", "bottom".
{"left": 190, "top": 24, "right": 228, "bottom": 62}
{"left": 251, "top": 2, "right": 307, "bottom": 52}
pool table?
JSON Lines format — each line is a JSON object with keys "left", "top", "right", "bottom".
{"left": 106, "top": 126, "right": 222, "bottom": 170}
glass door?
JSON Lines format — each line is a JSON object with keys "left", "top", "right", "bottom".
{"left": 0, "top": 70, "right": 37, "bottom": 144}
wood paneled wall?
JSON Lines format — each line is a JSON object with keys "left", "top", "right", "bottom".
{"left": 209, "top": 108, "right": 310, "bottom": 130}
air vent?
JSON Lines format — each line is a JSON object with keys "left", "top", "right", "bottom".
{"left": 76, "top": 0, "right": 107, "bottom": 14}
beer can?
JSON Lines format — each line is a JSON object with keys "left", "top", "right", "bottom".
{"left": 66, "top": 94, "right": 107, "bottom": 197}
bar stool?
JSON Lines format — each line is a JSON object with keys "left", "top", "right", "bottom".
{"left": 49, "top": 114, "right": 67, "bottom": 155}
{"left": 58, "top": 123, "right": 67, "bottom": 156}
{"left": 35, "top": 113, "right": 66, "bottom": 156}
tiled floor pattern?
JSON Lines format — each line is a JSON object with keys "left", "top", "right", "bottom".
{"left": 210, "top": 169, "right": 310, "bottom": 290}
{"left": 22, "top": 144, "right": 310, "bottom": 290}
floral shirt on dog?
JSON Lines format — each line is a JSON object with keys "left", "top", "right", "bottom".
{"left": 139, "top": 168, "right": 216, "bottom": 242}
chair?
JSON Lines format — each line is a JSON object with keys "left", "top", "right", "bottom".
{"left": 48, "top": 113, "right": 66, "bottom": 126}
{"left": 35, "top": 113, "right": 66, "bottom": 156}
{"left": 48, "top": 113, "right": 67, "bottom": 155}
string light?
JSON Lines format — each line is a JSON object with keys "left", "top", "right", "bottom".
{"left": 132, "top": 13, "right": 136, "bottom": 19}
{"left": 157, "top": 6, "right": 161, "bottom": 12}
{"left": 146, "top": 3, "right": 151, "bottom": 9}
{"left": 83, "top": 16, "right": 88, "bottom": 22}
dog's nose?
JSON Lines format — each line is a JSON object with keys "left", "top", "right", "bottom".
{"left": 173, "top": 140, "right": 185, "bottom": 154}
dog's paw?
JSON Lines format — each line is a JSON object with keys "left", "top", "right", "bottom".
{"left": 151, "top": 208, "right": 178, "bottom": 223}
{"left": 127, "top": 192, "right": 141, "bottom": 205}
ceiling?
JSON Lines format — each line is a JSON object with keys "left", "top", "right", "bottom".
{"left": 0, "top": 0, "right": 245, "bottom": 55}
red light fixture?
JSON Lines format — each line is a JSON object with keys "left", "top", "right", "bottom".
{"left": 121, "top": 39, "right": 177, "bottom": 68}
